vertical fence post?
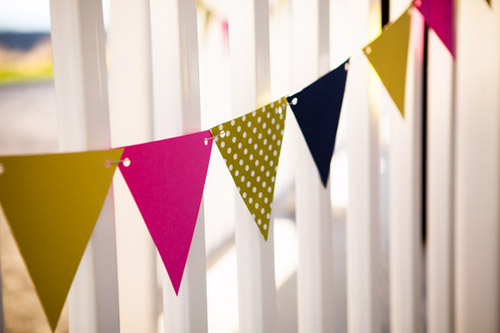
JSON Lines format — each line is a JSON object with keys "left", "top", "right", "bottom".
{"left": 346, "top": 0, "right": 381, "bottom": 331}
{"left": 290, "top": 0, "right": 334, "bottom": 331}
{"left": 454, "top": 0, "right": 500, "bottom": 331}
{"left": 149, "top": 0, "right": 209, "bottom": 331}
{"left": 228, "top": 1, "right": 277, "bottom": 332}
{"left": 388, "top": 4, "right": 425, "bottom": 333}
{"left": 427, "top": 30, "right": 454, "bottom": 333}
{"left": 49, "top": 0, "right": 120, "bottom": 331}
{"left": 329, "top": 1, "right": 350, "bottom": 331}
{"left": 107, "top": 0, "right": 159, "bottom": 332}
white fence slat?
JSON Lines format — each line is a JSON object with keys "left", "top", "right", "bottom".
{"left": 107, "top": 0, "right": 160, "bottom": 332}
{"left": 150, "top": 0, "right": 182, "bottom": 139}
{"left": 427, "top": 30, "right": 454, "bottom": 333}
{"left": 329, "top": 1, "right": 350, "bottom": 331}
{"left": 228, "top": 1, "right": 277, "bottom": 331}
{"left": 290, "top": 0, "right": 334, "bottom": 331}
{"left": 346, "top": 0, "right": 381, "bottom": 331}
{"left": 454, "top": 0, "right": 500, "bottom": 331}
{"left": 388, "top": 5, "right": 425, "bottom": 333}
{"left": 49, "top": 0, "right": 120, "bottom": 331}
{"left": 155, "top": 0, "right": 208, "bottom": 331}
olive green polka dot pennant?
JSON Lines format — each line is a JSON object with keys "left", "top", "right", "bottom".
{"left": 210, "top": 97, "right": 288, "bottom": 240}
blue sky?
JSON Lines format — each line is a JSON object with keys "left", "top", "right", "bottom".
{"left": 0, "top": 1, "right": 51, "bottom": 32}
{"left": 0, "top": 0, "right": 110, "bottom": 32}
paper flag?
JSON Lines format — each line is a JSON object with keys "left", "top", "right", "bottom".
{"left": 364, "top": 9, "right": 411, "bottom": 117}
{"left": 416, "top": 0, "right": 455, "bottom": 57}
{"left": 118, "top": 131, "right": 212, "bottom": 295}
{"left": 211, "top": 97, "right": 287, "bottom": 240}
{"left": 0, "top": 149, "right": 123, "bottom": 331}
{"left": 287, "top": 59, "right": 349, "bottom": 187}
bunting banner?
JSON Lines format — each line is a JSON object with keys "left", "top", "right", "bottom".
{"left": 287, "top": 59, "right": 349, "bottom": 187}
{"left": 363, "top": 8, "right": 411, "bottom": 117}
{"left": 117, "top": 131, "right": 212, "bottom": 295}
{"left": 0, "top": 3, "right": 463, "bottom": 327}
{"left": 0, "top": 149, "right": 123, "bottom": 331}
{"left": 415, "top": 0, "right": 455, "bottom": 57}
{"left": 211, "top": 97, "right": 287, "bottom": 240}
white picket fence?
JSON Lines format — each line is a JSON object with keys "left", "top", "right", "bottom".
{"left": 5, "top": 0, "right": 498, "bottom": 332}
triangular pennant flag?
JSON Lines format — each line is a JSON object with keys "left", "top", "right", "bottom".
{"left": 416, "top": 0, "right": 455, "bottom": 57}
{"left": 363, "top": 8, "right": 411, "bottom": 117}
{"left": 118, "top": 131, "right": 212, "bottom": 295}
{"left": 211, "top": 97, "right": 288, "bottom": 240}
{"left": 0, "top": 149, "right": 123, "bottom": 331}
{"left": 287, "top": 59, "right": 349, "bottom": 187}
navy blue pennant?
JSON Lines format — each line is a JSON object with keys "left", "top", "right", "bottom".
{"left": 287, "top": 59, "right": 349, "bottom": 187}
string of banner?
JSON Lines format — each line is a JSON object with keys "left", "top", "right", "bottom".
{"left": 0, "top": 1, "right": 460, "bottom": 330}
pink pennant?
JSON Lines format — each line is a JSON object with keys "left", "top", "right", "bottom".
{"left": 416, "top": 0, "right": 455, "bottom": 58}
{"left": 118, "top": 130, "right": 213, "bottom": 294}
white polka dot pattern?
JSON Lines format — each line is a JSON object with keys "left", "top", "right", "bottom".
{"left": 210, "top": 97, "right": 287, "bottom": 240}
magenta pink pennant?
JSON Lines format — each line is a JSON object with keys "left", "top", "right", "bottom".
{"left": 118, "top": 130, "right": 213, "bottom": 294}
{"left": 416, "top": 0, "right": 455, "bottom": 58}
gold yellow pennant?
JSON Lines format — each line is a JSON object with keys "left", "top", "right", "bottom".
{"left": 0, "top": 149, "right": 123, "bottom": 331}
{"left": 363, "top": 8, "right": 412, "bottom": 117}
{"left": 211, "top": 97, "right": 287, "bottom": 240}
